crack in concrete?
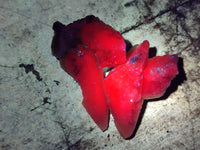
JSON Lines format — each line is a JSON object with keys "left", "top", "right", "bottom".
{"left": 120, "top": 0, "right": 198, "bottom": 34}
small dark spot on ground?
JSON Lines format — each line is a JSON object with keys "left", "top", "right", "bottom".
{"left": 46, "top": 88, "right": 51, "bottom": 93}
{"left": 42, "top": 97, "right": 51, "bottom": 105}
{"left": 19, "top": 63, "right": 43, "bottom": 81}
{"left": 89, "top": 127, "right": 95, "bottom": 132}
{"left": 54, "top": 80, "right": 60, "bottom": 85}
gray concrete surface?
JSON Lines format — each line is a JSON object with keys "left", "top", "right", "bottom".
{"left": 0, "top": 0, "right": 200, "bottom": 149}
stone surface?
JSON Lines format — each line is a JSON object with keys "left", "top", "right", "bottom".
{"left": 0, "top": 0, "right": 200, "bottom": 149}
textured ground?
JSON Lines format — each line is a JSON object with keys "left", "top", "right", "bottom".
{"left": 0, "top": 0, "right": 200, "bottom": 149}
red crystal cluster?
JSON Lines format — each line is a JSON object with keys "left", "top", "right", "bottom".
{"left": 51, "top": 15, "right": 178, "bottom": 138}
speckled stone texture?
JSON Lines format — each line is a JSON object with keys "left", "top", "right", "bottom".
{"left": 0, "top": 0, "right": 200, "bottom": 149}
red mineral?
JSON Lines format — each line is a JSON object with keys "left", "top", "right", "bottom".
{"left": 104, "top": 41, "right": 149, "bottom": 138}
{"left": 142, "top": 54, "right": 179, "bottom": 99}
{"left": 51, "top": 15, "right": 179, "bottom": 139}
{"left": 59, "top": 46, "right": 109, "bottom": 131}
{"left": 81, "top": 20, "right": 126, "bottom": 68}
{"left": 51, "top": 15, "right": 127, "bottom": 131}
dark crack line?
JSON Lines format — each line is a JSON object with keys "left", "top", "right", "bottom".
{"left": 0, "top": 64, "right": 17, "bottom": 68}
{"left": 168, "top": 0, "right": 199, "bottom": 53}
{"left": 120, "top": 0, "right": 197, "bottom": 34}
{"left": 30, "top": 106, "right": 40, "bottom": 111}
{"left": 124, "top": 0, "right": 137, "bottom": 7}
{"left": 53, "top": 106, "right": 85, "bottom": 150}
{"left": 179, "top": 18, "right": 199, "bottom": 51}
{"left": 55, "top": 119, "right": 84, "bottom": 150}
{"left": 54, "top": 120, "right": 71, "bottom": 148}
